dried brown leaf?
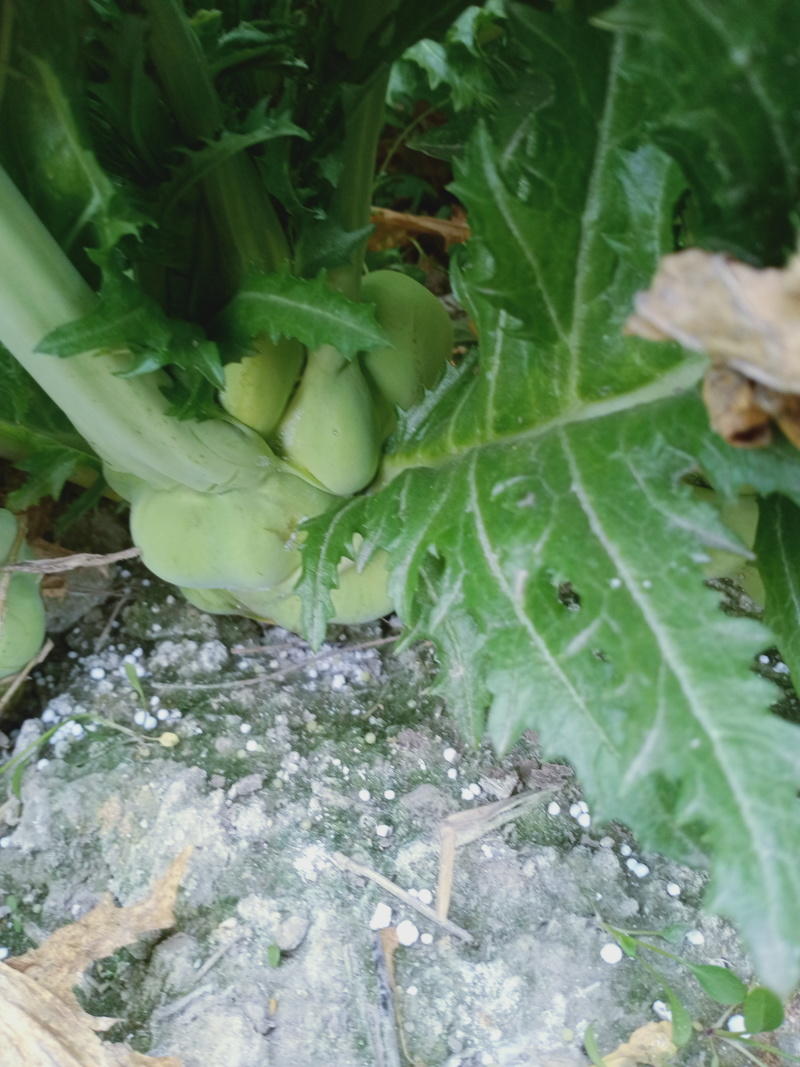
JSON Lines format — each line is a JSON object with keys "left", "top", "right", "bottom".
{"left": 368, "top": 205, "right": 470, "bottom": 252}
{"left": 0, "top": 849, "right": 190, "bottom": 1065}
{"left": 627, "top": 250, "right": 800, "bottom": 391}
{"left": 627, "top": 249, "right": 800, "bottom": 448}
{"left": 0, "top": 966, "right": 180, "bottom": 1066}
{"left": 602, "top": 1020, "right": 677, "bottom": 1067}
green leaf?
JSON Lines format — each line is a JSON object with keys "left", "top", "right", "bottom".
{"left": 743, "top": 987, "right": 785, "bottom": 1034}
{"left": 124, "top": 661, "right": 146, "bottom": 705}
{"left": 688, "top": 964, "right": 747, "bottom": 1006}
{"left": 37, "top": 270, "right": 226, "bottom": 415}
{"left": 583, "top": 1023, "right": 607, "bottom": 1067}
{"left": 267, "top": 944, "right": 281, "bottom": 968}
{"left": 596, "top": 0, "right": 800, "bottom": 261}
{"left": 5, "top": 445, "right": 96, "bottom": 511}
{"left": 219, "top": 270, "right": 390, "bottom": 360}
{"left": 299, "top": 2, "right": 800, "bottom": 997}
{"left": 755, "top": 495, "right": 800, "bottom": 684}
{"left": 162, "top": 108, "right": 309, "bottom": 215}
{"left": 664, "top": 986, "right": 693, "bottom": 1048}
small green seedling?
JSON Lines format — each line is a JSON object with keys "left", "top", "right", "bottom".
{"left": 586, "top": 923, "right": 795, "bottom": 1065}
{"left": 0, "top": 712, "right": 161, "bottom": 797}
{"left": 267, "top": 944, "right": 281, "bottom": 968}
{"left": 123, "top": 660, "right": 147, "bottom": 704}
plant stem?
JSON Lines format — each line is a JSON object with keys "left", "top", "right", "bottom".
{"left": 141, "top": 0, "right": 289, "bottom": 288}
{"left": 0, "top": 165, "right": 272, "bottom": 493}
{"left": 327, "top": 67, "right": 391, "bottom": 299}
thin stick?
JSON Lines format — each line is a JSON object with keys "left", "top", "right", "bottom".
{"left": 192, "top": 934, "right": 243, "bottom": 984}
{"left": 3, "top": 546, "right": 141, "bottom": 574}
{"left": 152, "top": 636, "right": 400, "bottom": 690}
{"left": 0, "top": 639, "right": 54, "bottom": 713}
{"left": 330, "top": 851, "right": 474, "bottom": 944}
{"left": 94, "top": 591, "right": 132, "bottom": 653}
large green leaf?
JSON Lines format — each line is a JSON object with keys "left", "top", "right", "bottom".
{"left": 595, "top": 0, "right": 800, "bottom": 262}
{"left": 756, "top": 494, "right": 800, "bottom": 687}
{"left": 298, "top": 2, "right": 800, "bottom": 994}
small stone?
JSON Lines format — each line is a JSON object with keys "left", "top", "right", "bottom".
{"left": 369, "top": 903, "right": 393, "bottom": 930}
{"left": 666, "top": 882, "right": 681, "bottom": 897}
{"left": 420, "top": 932, "right": 433, "bottom": 945}
{"left": 547, "top": 801, "right": 561, "bottom": 816}
{"left": 600, "top": 943, "right": 623, "bottom": 964}
{"left": 686, "top": 929, "right": 705, "bottom": 946}
{"left": 407, "top": 985, "right": 418, "bottom": 995}
{"left": 652, "top": 1000, "right": 672, "bottom": 1021}
{"left": 209, "top": 774, "right": 226, "bottom": 790}
{"left": 376, "top": 824, "right": 392, "bottom": 838}
{"left": 728, "top": 1015, "right": 747, "bottom": 1033}
{"left": 396, "top": 920, "right": 419, "bottom": 946}
{"left": 358, "top": 789, "right": 371, "bottom": 802}
{"left": 443, "top": 747, "right": 457, "bottom": 763}
{"left": 384, "top": 789, "right": 396, "bottom": 800}
{"left": 159, "top": 733, "right": 180, "bottom": 748}
{"left": 275, "top": 915, "right": 309, "bottom": 952}
{"left": 89, "top": 667, "right": 105, "bottom": 680}
{"left": 417, "top": 889, "right": 433, "bottom": 905}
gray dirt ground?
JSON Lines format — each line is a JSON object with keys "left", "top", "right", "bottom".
{"left": 1, "top": 541, "right": 798, "bottom": 1067}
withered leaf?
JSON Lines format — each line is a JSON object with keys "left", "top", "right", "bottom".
{"left": 627, "top": 249, "right": 800, "bottom": 448}
{"left": 601, "top": 1020, "right": 677, "bottom": 1067}
{"left": 0, "top": 849, "right": 190, "bottom": 1066}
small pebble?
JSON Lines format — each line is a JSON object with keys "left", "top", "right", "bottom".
{"left": 418, "top": 889, "right": 433, "bottom": 905}
{"left": 609, "top": 577, "right": 622, "bottom": 589}
{"left": 547, "top": 801, "right": 561, "bottom": 815}
{"left": 376, "top": 824, "right": 392, "bottom": 838}
{"left": 577, "top": 812, "right": 591, "bottom": 828}
{"left": 133, "top": 709, "right": 146, "bottom": 726}
{"left": 36, "top": 759, "right": 49, "bottom": 770}
{"left": 633, "top": 863, "right": 650, "bottom": 878}
{"left": 156, "top": 708, "right": 169, "bottom": 721}
{"left": 159, "top": 733, "right": 180, "bottom": 748}
{"left": 569, "top": 803, "right": 582, "bottom": 818}
{"left": 89, "top": 667, "right": 105, "bottom": 680}
{"left": 600, "top": 943, "right": 623, "bottom": 964}
{"left": 369, "top": 903, "right": 393, "bottom": 930}
{"left": 0, "top": 948, "right": 8, "bottom": 960}
{"left": 384, "top": 789, "right": 395, "bottom": 800}
{"left": 358, "top": 789, "right": 371, "bottom": 802}
{"left": 599, "top": 836, "right": 615, "bottom": 848}
{"left": 143, "top": 715, "right": 158, "bottom": 731}
{"left": 461, "top": 787, "right": 475, "bottom": 801}
{"left": 666, "top": 882, "right": 681, "bottom": 897}
{"left": 420, "top": 932, "right": 433, "bottom": 945}
{"left": 727, "top": 1015, "right": 747, "bottom": 1033}
{"left": 407, "top": 985, "right": 418, "bottom": 995}
{"left": 245, "top": 739, "right": 258, "bottom": 752}
{"left": 620, "top": 843, "right": 632, "bottom": 856}
{"left": 396, "top": 920, "right": 419, "bottom": 946}
{"left": 331, "top": 673, "right": 346, "bottom": 690}
{"left": 447, "top": 768, "right": 457, "bottom": 779}
{"left": 686, "top": 929, "right": 705, "bottom": 946}
{"left": 0, "top": 837, "right": 12, "bottom": 849}
{"left": 443, "top": 747, "right": 457, "bottom": 763}
{"left": 652, "top": 1000, "right": 672, "bottom": 1021}
{"left": 240, "top": 723, "right": 252, "bottom": 734}
{"left": 468, "top": 783, "right": 481, "bottom": 797}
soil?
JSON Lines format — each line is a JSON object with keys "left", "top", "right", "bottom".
{"left": 1, "top": 511, "right": 798, "bottom": 1067}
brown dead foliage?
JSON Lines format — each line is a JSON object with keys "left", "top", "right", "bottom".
{"left": 0, "top": 849, "right": 190, "bottom": 1066}
{"left": 626, "top": 249, "right": 800, "bottom": 448}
